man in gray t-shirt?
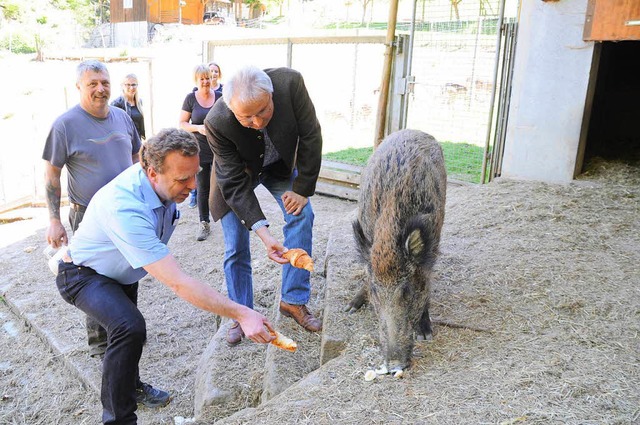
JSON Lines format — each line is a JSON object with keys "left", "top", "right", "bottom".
{"left": 42, "top": 59, "right": 141, "bottom": 358}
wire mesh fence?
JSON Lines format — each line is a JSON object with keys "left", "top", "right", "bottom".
{"left": 0, "top": 0, "right": 519, "bottom": 211}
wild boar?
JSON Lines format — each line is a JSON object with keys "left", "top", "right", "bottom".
{"left": 347, "top": 129, "right": 447, "bottom": 373}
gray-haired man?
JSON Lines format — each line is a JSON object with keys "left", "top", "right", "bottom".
{"left": 42, "top": 59, "right": 141, "bottom": 358}
{"left": 205, "top": 66, "right": 323, "bottom": 346}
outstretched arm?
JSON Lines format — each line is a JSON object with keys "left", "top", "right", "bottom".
{"left": 144, "top": 253, "right": 275, "bottom": 343}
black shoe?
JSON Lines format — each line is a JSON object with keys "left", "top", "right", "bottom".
{"left": 135, "top": 382, "right": 171, "bottom": 408}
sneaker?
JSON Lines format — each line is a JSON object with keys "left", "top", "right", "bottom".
{"left": 196, "top": 221, "right": 210, "bottom": 241}
{"left": 188, "top": 194, "right": 197, "bottom": 209}
{"left": 135, "top": 382, "right": 171, "bottom": 408}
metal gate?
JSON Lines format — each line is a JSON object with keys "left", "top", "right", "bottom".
{"left": 486, "top": 21, "right": 518, "bottom": 182}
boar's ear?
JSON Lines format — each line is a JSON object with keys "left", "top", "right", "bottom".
{"left": 403, "top": 215, "right": 438, "bottom": 269}
{"left": 352, "top": 218, "right": 371, "bottom": 261}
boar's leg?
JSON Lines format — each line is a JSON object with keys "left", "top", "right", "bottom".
{"left": 416, "top": 304, "right": 433, "bottom": 341}
{"left": 345, "top": 284, "right": 369, "bottom": 314}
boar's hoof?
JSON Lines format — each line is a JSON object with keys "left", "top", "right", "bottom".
{"left": 416, "top": 332, "right": 433, "bottom": 342}
{"left": 344, "top": 295, "right": 367, "bottom": 314}
{"left": 345, "top": 285, "right": 368, "bottom": 314}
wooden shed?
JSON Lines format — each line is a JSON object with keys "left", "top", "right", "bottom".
{"left": 111, "top": 0, "right": 207, "bottom": 25}
{"left": 501, "top": 0, "right": 640, "bottom": 183}
{"left": 148, "top": 0, "right": 204, "bottom": 25}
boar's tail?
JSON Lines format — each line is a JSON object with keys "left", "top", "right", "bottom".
{"left": 402, "top": 215, "right": 439, "bottom": 269}
{"left": 352, "top": 218, "right": 371, "bottom": 263}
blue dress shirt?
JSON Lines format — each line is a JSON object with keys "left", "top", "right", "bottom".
{"left": 69, "top": 163, "right": 179, "bottom": 284}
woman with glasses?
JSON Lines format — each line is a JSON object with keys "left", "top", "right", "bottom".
{"left": 111, "top": 74, "right": 145, "bottom": 140}
{"left": 179, "top": 64, "right": 222, "bottom": 241}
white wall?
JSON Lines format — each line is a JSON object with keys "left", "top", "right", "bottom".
{"left": 502, "top": 0, "right": 594, "bottom": 182}
{"left": 112, "top": 22, "right": 148, "bottom": 48}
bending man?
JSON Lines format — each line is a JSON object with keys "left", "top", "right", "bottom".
{"left": 205, "top": 66, "right": 323, "bottom": 346}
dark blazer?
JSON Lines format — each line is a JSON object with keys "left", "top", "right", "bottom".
{"left": 204, "top": 68, "right": 322, "bottom": 229}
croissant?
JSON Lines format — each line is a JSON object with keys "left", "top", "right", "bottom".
{"left": 270, "top": 330, "right": 297, "bottom": 352}
{"left": 282, "top": 248, "right": 314, "bottom": 272}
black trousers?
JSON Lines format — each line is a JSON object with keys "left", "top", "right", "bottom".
{"left": 56, "top": 262, "right": 143, "bottom": 424}
{"left": 70, "top": 205, "right": 108, "bottom": 356}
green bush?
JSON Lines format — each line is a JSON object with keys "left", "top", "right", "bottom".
{"left": 0, "top": 34, "right": 36, "bottom": 53}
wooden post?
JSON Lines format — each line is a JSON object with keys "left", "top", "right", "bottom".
{"left": 373, "top": 0, "right": 399, "bottom": 148}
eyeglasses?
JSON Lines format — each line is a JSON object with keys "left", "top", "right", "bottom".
{"left": 234, "top": 101, "right": 272, "bottom": 125}
{"left": 124, "top": 83, "right": 138, "bottom": 87}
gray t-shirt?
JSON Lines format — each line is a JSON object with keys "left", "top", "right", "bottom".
{"left": 42, "top": 105, "right": 142, "bottom": 207}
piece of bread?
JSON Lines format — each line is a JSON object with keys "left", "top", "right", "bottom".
{"left": 270, "top": 330, "right": 297, "bottom": 352}
{"left": 282, "top": 248, "right": 314, "bottom": 272}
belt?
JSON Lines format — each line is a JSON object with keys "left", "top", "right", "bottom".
{"left": 70, "top": 203, "right": 87, "bottom": 212}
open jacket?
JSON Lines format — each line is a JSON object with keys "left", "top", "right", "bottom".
{"left": 204, "top": 67, "right": 322, "bottom": 229}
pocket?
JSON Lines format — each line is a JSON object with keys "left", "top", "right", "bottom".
{"left": 55, "top": 269, "right": 75, "bottom": 306}
{"left": 55, "top": 263, "right": 84, "bottom": 306}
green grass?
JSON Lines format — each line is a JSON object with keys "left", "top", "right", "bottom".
{"left": 322, "top": 141, "right": 485, "bottom": 183}
{"left": 323, "top": 147, "right": 373, "bottom": 167}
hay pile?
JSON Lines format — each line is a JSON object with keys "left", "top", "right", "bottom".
{"left": 0, "top": 158, "right": 638, "bottom": 424}
{"left": 217, "top": 158, "right": 640, "bottom": 424}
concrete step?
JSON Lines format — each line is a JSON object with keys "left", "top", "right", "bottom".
{"left": 319, "top": 210, "right": 377, "bottom": 366}
{"left": 194, "top": 266, "right": 326, "bottom": 422}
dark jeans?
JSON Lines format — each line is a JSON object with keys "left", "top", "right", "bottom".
{"left": 70, "top": 206, "right": 108, "bottom": 355}
{"left": 56, "top": 262, "right": 144, "bottom": 425}
{"left": 197, "top": 161, "right": 212, "bottom": 223}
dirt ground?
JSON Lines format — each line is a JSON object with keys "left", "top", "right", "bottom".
{"left": 1, "top": 158, "right": 639, "bottom": 424}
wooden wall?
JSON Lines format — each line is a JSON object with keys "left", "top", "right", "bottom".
{"left": 584, "top": 0, "right": 640, "bottom": 41}
{"left": 111, "top": 0, "right": 148, "bottom": 23}
{"left": 147, "top": 0, "right": 204, "bottom": 25}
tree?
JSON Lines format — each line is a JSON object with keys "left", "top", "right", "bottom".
{"left": 450, "top": 0, "right": 462, "bottom": 21}
{"left": 268, "top": 0, "right": 285, "bottom": 17}
{"left": 34, "top": 15, "right": 47, "bottom": 61}
{"left": 357, "top": 0, "right": 373, "bottom": 25}
{"left": 0, "top": 0, "right": 23, "bottom": 21}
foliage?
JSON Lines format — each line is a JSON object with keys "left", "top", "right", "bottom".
{"left": 0, "top": 32, "right": 36, "bottom": 53}
{"left": 323, "top": 141, "right": 485, "bottom": 183}
{"left": 0, "top": 0, "right": 22, "bottom": 20}
{"left": 0, "top": 0, "right": 107, "bottom": 54}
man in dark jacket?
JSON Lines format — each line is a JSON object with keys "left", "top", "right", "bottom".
{"left": 204, "top": 66, "right": 323, "bottom": 346}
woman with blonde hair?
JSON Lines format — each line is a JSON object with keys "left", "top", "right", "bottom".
{"left": 179, "top": 64, "right": 222, "bottom": 241}
{"left": 111, "top": 73, "right": 145, "bottom": 139}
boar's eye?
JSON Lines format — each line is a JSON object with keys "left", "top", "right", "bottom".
{"left": 400, "top": 283, "right": 412, "bottom": 301}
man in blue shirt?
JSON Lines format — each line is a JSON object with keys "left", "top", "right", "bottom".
{"left": 54, "top": 128, "right": 274, "bottom": 425}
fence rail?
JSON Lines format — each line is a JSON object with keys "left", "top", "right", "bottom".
{"left": 0, "top": 1, "right": 516, "bottom": 212}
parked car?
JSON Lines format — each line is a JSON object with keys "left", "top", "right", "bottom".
{"left": 203, "top": 11, "right": 225, "bottom": 25}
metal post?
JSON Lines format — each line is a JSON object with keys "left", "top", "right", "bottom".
{"left": 480, "top": 0, "right": 506, "bottom": 184}
{"left": 374, "top": 0, "right": 400, "bottom": 148}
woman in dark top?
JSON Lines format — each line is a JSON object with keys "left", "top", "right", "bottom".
{"left": 111, "top": 74, "right": 145, "bottom": 139}
{"left": 209, "top": 61, "right": 223, "bottom": 98}
{"left": 179, "top": 64, "right": 222, "bottom": 241}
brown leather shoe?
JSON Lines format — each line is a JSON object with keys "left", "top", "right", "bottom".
{"left": 226, "top": 321, "right": 244, "bottom": 346}
{"left": 279, "top": 301, "right": 322, "bottom": 332}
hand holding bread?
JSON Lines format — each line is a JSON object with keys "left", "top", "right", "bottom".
{"left": 269, "top": 330, "right": 297, "bottom": 352}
